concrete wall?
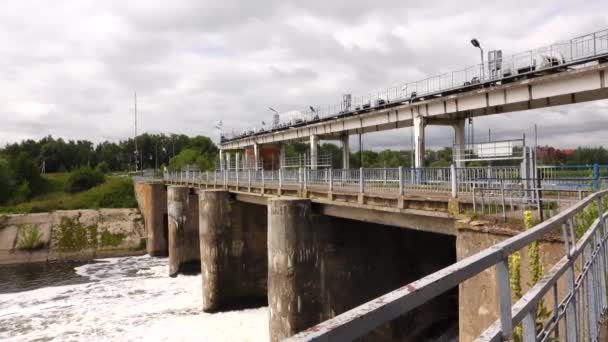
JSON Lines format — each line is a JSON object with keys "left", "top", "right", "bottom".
{"left": 0, "top": 209, "right": 145, "bottom": 265}
{"left": 268, "top": 197, "right": 457, "bottom": 341}
{"left": 457, "top": 225, "right": 566, "bottom": 342}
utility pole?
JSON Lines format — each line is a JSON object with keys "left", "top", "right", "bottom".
{"left": 134, "top": 92, "right": 139, "bottom": 172}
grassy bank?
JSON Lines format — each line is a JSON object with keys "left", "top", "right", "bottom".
{"left": 0, "top": 173, "right": 138, "bottom": 214}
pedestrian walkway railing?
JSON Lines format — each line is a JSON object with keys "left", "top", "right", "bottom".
{"left": 284, "top": 190, "right": 608, "bottom": 342}
{"left": 163, "top": 164, "right": 608, "bottom": 197}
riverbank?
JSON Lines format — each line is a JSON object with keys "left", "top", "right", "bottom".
{"left": 0, "top": 209, "right": 146, "bottom": 265}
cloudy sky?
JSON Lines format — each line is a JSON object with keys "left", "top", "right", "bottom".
{"left": 1, "top": 1, "right": 607, "bottom": 150}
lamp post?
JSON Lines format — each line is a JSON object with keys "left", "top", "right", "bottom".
{"left": 269, "top": 107, "right": 280, "bottom": 128}
{"left": 470, "top": 38, "right": 485, "bottom": 80}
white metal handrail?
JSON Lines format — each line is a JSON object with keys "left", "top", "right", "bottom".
{"left": 285, "top": 190, "right": 608, "bottom": 342}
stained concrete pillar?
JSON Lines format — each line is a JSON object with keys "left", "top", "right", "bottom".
{"left": 279, "top": 144, "right": 286, "bottom": 169}
{"left": 145, "top": 183, "right": 168, "bottom": 256}
{"left": 199, "top": 189, "right": 268, "bottom": 312}
{"left": 268, "top": 198, "right": 322, "bottom": 341}
{"left": 310, "top": 135, "right": 319, "bottom": 170}
{"left": 134, "top": 181, "right": 168, "bottom": 256}
{"left": 219, "top": 149, "right": 225, "bottom": 171}
{"left": 414, "top": 114, "right": 426, "bottom": 168}
{"left": 235, "top": 151, "right": 240, "bottom": 171}
{"left": 167, "top": 186, "right": 201, "bottom": 277}
{"left": 341, "top": 135, "right": 350, "bottom": 169}
{"left": 253, "top": 143, "right": 260, "bottom": 170}
{"left": 226, "top": 152, "right": 232, "bottom": 171}
{"left": 453, "top": 119, "right": 466, "bottom": 167}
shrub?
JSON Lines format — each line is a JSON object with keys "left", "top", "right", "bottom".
{"left": 64, "top": 168, "right": 105, "bottom": 193}
{"left": 16, "top": 224, "right": 45, "bottom": 250}
{"left": 95, "top": 161, "right": 110, "bottom": 174}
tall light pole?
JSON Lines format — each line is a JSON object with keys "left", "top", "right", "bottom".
{"left": 470, "top": 38, "right": 485, "bottom": 80}
{"left": 134, "top": 92, "right": 139, "bottom": 172}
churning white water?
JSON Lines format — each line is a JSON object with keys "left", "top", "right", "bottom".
{"left": 0, "top": 255, "right": 269, "bottom": 341}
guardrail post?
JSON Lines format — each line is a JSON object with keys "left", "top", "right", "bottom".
{"left": 398, "top": 166, "right": 404, "bottom": 195}
{"left": 262, "top": 169, "right": 265, "bottom": 190}
{"left": 223, "top": 170, "right": 227, "bottom": 188}
{"left": 496, "top": 258, "right": 513, "bottom": 339}
{"left": 279, "top": 169, "right": 283, "bottom": 194}
{"left": 298, "top": 168, "right": 303, "bottom": 192}
{"left": 248, "top": 169, "right": 252, "bottom": 191}
{"left": 450, "top": 164, "right": 457, "bottom": 198}
{"left": 562, "top": 222, "right": 579, "bottom": 341}
{"left": 359, "top": 167, "right": 364, "bottom": 194}
{"left": 522, "top": 311, "right": 536, "bottom": 342}
{"left": 593, "top": 163, "right": 600, "bottom": 191}
{"left": 328, "top": 168, "right": 333, "bottom": 192}
{"left": 303, "top": 168, "right": 307, "bottom": 190}
{"left": 236, "top": 169, "right": 240, "bottom": 189}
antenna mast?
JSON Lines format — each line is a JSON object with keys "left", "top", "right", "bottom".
{"left": 134, "top": 92, "right": 138, "bottom": 172}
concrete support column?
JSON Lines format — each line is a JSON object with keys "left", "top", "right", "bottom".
{"left": 235, "top": 151, "right": 240, "bottom": 171}
{"left": 200, "top": 190, "right": 230, "bottom": 312}
{"left": 134, "top": 181, "right": 168, "bottom": 256}
{"left": 253, "top": 143, "right": 260, "bottom": 170}
{"left": 219, "top": 150, "right": 225, "bottom": 171}
{"left": 279, "top": 144, "right": 286, "bottom": 169}
{"left": 226, "top": 152, "right": 232, "bottom": 171}
{"left": 310, "top": 135, "right": 319, "bottom": 170}
{"left": 453, "top": 119, "right": 466, "bottom": 167}
{"left": 167, "top": 186, "right": 201, "bottom": 277}
{"left": 199, "top": 190, "right": 268, "bottom": 312}
{"left": 268, "top": 198, "right": 322, "bottom": 341}
{"left": 413, "top": 115, "right": 426, "bottom": 168}
{"left": 341, "top": 135, "right": 350, "bottom": 169}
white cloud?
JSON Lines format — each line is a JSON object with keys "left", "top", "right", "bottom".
{"left": 0, "top": 0, "right": 607, "bottom": 149}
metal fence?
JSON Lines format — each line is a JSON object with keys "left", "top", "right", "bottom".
{"left": 285, "top": 190, "right": 608, "bottom": 342}
{"left": 164, "top": 164, "right": 607, "bottom": 197}
{"left": 223, "top": 29, "right": 608, "bottom": 142}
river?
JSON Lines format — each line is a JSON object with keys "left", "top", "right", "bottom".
{"left": 0, "top": 256, "right": 268, "bottom": 341}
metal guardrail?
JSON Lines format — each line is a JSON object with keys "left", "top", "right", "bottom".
{"left": 285, "top": 190, "right": 608, "bottom": 342}
{"left": 223, "top": 29, "right": 608, "bottom": 142}
{"left": 164, "top": 165, "right": 606, "bottom": 197}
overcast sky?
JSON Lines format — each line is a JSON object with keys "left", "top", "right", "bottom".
{"left": 1, "top": 1, "right": 607, "bottom": 150}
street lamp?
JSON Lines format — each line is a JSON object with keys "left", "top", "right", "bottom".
{"left": 269, "top": 107, "right": 279, "bottom": 127}
{"left": 470, "top": 38, "right": 485, "bottom": 80}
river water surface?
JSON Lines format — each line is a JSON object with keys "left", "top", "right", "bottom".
{"left": 0, "top": 256, "right": 268, "bottom": 341}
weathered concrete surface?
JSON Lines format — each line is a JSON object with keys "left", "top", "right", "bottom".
{"left": 268, "top": 197, "right": 457, "bottom": 341}
{"left": 199, "top": 190, "right": 267, "bottom": 312}
{"left": 167, "top": 186, "right": 201, "bottom": 277}
{"left": 457, "top": 224, "right": 566, "bottom": 342}
{"left": 134, "top": 181, "right": 168, "bottom": 256}
{"left": 268, "top": 198, "right": 320, "bottom": 342}
{"left": 0, "top": 209, "right": 145, "bottom": 265}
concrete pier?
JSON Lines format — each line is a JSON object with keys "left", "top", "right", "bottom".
{"left": 267, "top": 197, "right": 457, "bottom": 341}
{"left": 167, "top": 186, "right": 200, "bottom": 277}
{"left": 199, "top": 190, "right": 268, "bottom": 312}
{"left": 268, "top": 198, "right": 322, "bottom": 341}
{"left": 133, "top": 182, "right": 168, "bottom": 256}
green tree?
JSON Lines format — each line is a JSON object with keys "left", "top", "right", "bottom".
{"left": 0, "top": 157, "right": 17, "bottom": 205}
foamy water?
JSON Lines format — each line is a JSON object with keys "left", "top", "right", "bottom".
{"left": 0, "top": 256, "right": 269, "bottom": 341}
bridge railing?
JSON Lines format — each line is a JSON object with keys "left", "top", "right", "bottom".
{"left": 163, "top": 165, "right": 608, "bottom": 197}
{"left": 284, "top": 190, "right": 608, "bottom": 342}
{"left": 222, "top": 29, "right": 608, "bottom": 142}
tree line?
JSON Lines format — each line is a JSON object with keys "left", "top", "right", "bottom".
{"left": 0, "top": 133, "right": 218, "bottom": 173}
